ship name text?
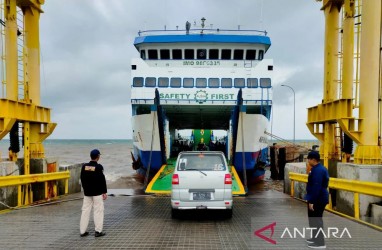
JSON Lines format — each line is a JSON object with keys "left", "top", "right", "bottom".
{"left": 183, "top": 60, "right": 220, "bottom": 66}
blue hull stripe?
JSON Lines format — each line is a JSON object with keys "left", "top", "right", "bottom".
{"left": 137, "top": 149, "right": 163, "bottom": 172}
{"left": 234, "top": 147, "right": 268, "bottom": 172}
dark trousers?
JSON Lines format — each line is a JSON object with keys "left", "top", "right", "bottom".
{"left": 307, "top": 202, "right": 326, "bottom": 245}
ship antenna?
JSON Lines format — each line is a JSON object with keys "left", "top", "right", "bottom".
{"left": 201, "top": 17, "right": 206, "bottom": 34}
{"left": 185, "top": 21, "right": 191, "bottom": 34}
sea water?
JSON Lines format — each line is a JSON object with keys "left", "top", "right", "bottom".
{"left": 0, "top": 139, "right": 135, "bottom": 185}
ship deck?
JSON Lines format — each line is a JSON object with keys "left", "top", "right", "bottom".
{"left": 0, "top": 189, "right": 381, "bottom": 249}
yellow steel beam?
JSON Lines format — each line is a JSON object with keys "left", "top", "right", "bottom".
{"left": 4, "top": 0, "right": 18, "bottom": 101}
{"left": 341, "top": 0, "right": 355, "bottom": 100}
{"left": 23, "top": 1, "right": 42, "bottom": 105}
{"left": 354, "top": 0, "right": 382, "bottom": 164}
{"left": 0, "top": 117, "right": 16, "bottom": 140}
{"left": 0, "top": 171, "right": 70, "bottom": 188}
{"left": 322, "top": 0, "right": 341, "bottom": 103}
{"left": 289, "top": 172, "right": 382, "bottom": 197}
{"left": 0, "top": 99, "right": 52, "bottom": 122}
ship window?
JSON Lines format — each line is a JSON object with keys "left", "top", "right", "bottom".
{"left": 221, "top": 49, "right": 231, "bottom": 60}
{"left": 234, "top": 50, "right": 244, "bottom": 60}
{"left": 258, "top": 50, "right": 264, "bottom": 60}
{"left": 158, "top": 77, "right": 169, "bottom": 87}
{"left": 260, "top": 78, "right": 271, "bottom": 88}
{"left": 140, "top": 50, "right": 146, "bottom": 60}
{"left": 209, "top": 49, "right": 219, "bottom": 59}
{"left": 172, "top": 49, "right": 182, "bottom": 59}
{"left": 197, "top": 49, "right": 207, "bottom": 59}
{"left": 234, "top": 78, "right": 245, "bottom": 88}
{"left": 208, "top": 78, "right": 219, "bottom": 88}
{"left": 170, "top": 78, "right": 181, "bottom": 87}
{"left": 196, "top": 78, "right": 207, "bottom": 88}
{"left": 246, "top": 50, "right": 256, "bottom": 60}
{"left": 221, "top": 78, "right": 232, "bottom": 88}
{"left": 160, "top": 49, "right": 170, "bottom": 59}
{"left": 148, "top": 50, "right": 158, "bottom": 60}
{"left": 247, "top": 78, "right": 258, "bottom": 88}
{"left": 185, "top": 49, "right": 194, "bottom": 59}
{"left": 133, "top": 77, "right": 144, "bottom": 87}
{"left": 145, "top": 77, "right": 156, "bottom": 87}
{"left": 183, "top": 78, "right": 194, "bottom": 88}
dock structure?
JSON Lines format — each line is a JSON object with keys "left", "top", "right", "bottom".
{"left": 0, "top": 190, "right": 381, "bottom": 249}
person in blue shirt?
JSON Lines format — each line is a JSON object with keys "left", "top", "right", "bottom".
{"left": 304, "top": 150, "right": 329, "bottom": 249}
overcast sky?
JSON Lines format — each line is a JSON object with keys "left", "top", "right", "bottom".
{"left": 37, "top": 0, "right": 325, "bottom": 140}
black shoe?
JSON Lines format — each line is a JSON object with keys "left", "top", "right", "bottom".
{"left": 80, "top": 232, "right": 89, "bottom": 237}
{"left": 308, "top": 242, "right": 326, "bottom": 249}
{"left": 95, "top": 231, "right": 106, "bottom": 237}
{"left": 306, "top": 238, "right": 315, "bottom": 244}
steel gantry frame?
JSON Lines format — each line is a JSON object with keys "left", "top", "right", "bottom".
{"left": 307, "top": 0, "right": 382, "bottom": 167}
{"left": 0, "top": 0, "right": 60, "bottom": 206}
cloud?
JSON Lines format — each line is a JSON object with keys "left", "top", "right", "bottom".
{"left": 33, "top": 0, "right": 327, "bottom": 139}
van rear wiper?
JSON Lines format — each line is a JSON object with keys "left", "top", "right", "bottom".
{"left": 185, "top": 168, "right": 207, "bottom": 176}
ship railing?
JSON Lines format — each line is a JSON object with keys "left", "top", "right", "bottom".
{"left": 138, "top": 28, "right": 267, "bottom": 36}
{"left": 0, "top": 171, "right": 70, "bottom": 209}
{"left": 131, "top": 98, "right": 272, "bottom": 105}
{"left": 289, "top": 172, "right": 382, "bottom": 231}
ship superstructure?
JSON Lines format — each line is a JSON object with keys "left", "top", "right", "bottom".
{"left": 130, "top": 19, "right": 273, "bottom": 183}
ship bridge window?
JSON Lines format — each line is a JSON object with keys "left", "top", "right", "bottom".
{"left": 258, "top": 50, "right": 264, "bottom": 60}
{"left": 158, "top": 77, "right": 169, "bottom": 87}
{"left": 140, "top": 50, "right": 146, "bottom": 60}
{"left": 185, "top": 49, "right": 194, "bottom": 59}
{"left": 221, "top": 78, "right": 232, "bottom": 88}
{"left": 145, "top": 77, "right": 156, "bottom": 87}
{"left": 247, "top": 78, "right": 258, "bottom": 88}
{"left": 148, "top": 50, "right": 158, "bottom": 60}
{"left": 183, "top": 78, "right": 194, "bottom": 88}
{"left": 172, "top": 49, "right": 182, "bottom": 59}
{"left": 197, "top": 49, "right": 207, "bottom": 59}
{"left": 208, "top": 78, "right": 219, "bottom": 88}
{"left": 209, "top": 49, "right": 219, "bottom": 59}
{"left": 260, "top": 78, "right": 271, "bottom": 88}
{"left": 246, "top": 50, "right": 256, "bottom": 60}
{"left": 234, "top": 78, "right": 245, "bottom": 88}
{"left": 196, "top": 78, "right": 207, "bottom": 88}
{"left": 160, "top": 49, "right": 170, "bottom": 59}
{"left": 234, "top": 50, "right": 244, "bottom": 60}
{"left": 133, "top": 77, "right": 144, "bottom": 87}
{"left": 221, "top": 49, "right": 231, "bottom": 60}
{"left": 170, "top": 78, "right": 181, "bottom": 87}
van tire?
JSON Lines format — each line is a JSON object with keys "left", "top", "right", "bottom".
{"left": 225, "top": 208, "right": 233, "bottom": 219}
{"left": 171, "top": 208, "right": 179, "bottom": 219}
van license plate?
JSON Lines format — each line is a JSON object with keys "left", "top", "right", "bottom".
{"left": 193, "top": 192, "right": 211, "bottom": 200}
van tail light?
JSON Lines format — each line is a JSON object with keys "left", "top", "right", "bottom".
{"left": 224, "top": 174, "right": 232, "bottom": 184}
{"left": 172, "top": 174, "right": 179, "bottom": 185}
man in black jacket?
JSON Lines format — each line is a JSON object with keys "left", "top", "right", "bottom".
{"left": 304, "top": 150, "right": 329, "bottom": 249}
{"left": 80, "top": 149, "right": 107, "bottom": 237}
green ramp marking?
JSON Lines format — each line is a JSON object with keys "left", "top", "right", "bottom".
{"left": 145, "top": 158, "right": 246, "bottom": 195}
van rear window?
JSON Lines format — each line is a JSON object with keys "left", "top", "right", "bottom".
{"left": 177, "top": 154, "right": 226, "bottom": 171}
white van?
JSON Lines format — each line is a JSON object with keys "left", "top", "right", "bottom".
{"left": 171, "top": 151, "right": 233, "bottom": 218}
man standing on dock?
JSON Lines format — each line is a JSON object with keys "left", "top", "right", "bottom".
{"left": 80, "top": 149, "right": 108, "bottom": 237}
{"left": 304, "top": 151, "right": 329, "bottom": 249}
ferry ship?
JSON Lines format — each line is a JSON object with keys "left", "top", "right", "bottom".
{"left": 130, "top": 19, "right": 273, "bottom": 184}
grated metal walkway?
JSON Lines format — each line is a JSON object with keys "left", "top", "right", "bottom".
{"left": 0, "top": 190, "right": 381, "bottom": 249}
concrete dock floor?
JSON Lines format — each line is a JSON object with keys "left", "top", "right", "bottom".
{"left": 0, "top": 189, "right": 381, "bottom": 249}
